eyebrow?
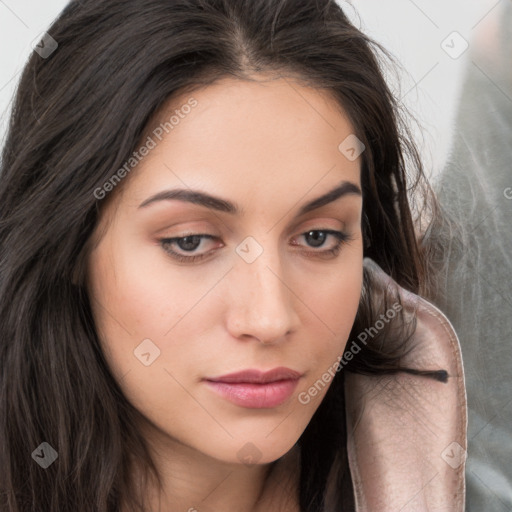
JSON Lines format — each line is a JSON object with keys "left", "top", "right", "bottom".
{"left": 138, "top": 180, "right": 362, "bottom": 216}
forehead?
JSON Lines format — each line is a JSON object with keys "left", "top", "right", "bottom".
{"left": 113, "top": 75, "right": 362, "bottom": 213}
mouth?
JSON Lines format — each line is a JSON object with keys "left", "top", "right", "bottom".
{"left": 203, "top": 367, "right": 302, "bottom": 409}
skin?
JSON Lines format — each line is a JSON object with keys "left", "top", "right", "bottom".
{"left": 86, "top": 74, "right": 364, "bottom": 512}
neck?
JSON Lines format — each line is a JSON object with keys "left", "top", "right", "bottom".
{"left": 120, "top": 425, "right": 301, "bottom": 512}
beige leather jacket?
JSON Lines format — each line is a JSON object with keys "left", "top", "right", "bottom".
{"left": 345, "top": 259, "right": 468, "bottom": 511}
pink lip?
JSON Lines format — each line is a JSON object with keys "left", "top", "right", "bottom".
{"left": 203, "top": 367, "right": 302, "bottom": 409}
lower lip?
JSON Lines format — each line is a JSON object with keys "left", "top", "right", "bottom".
{"left": 204, "top": 379, "right": 300, "bottom": 408}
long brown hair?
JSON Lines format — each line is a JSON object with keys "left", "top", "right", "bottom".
{"left": 0, "top": 0, "right": 447, "bottom": 510}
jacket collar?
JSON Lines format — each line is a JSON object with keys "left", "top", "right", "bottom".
{"left": 345, "top": 258, "right": 467, "bottom": 511}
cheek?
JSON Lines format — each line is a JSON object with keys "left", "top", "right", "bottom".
{"left": 86, "top": 240, "right": 205, "bottom": 426}
{"left": 297, "top": 250, "right": 363, "bottom": 395}
{"left": 86, "top": 234, "right": 220, "bottom": 384}
{"left": 88, "top": 235, "right": 191, "bottom": 334}
{"left": 306, "top": 244, "right": 363, "bottom": 332}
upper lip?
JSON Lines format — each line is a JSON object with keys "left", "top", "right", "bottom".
{"left": 205, "top": 367, "right": 302, "bottom": 384}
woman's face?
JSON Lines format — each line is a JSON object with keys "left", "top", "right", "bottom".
{"left": 87, "top": 75, "right": 363, "bottom": 466}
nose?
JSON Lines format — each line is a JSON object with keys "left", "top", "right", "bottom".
{"left": 225, "top": 246, "right": 300, "bottom": 345}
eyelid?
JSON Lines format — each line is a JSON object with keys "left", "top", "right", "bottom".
{"left": 158, "top": 228, "right": 354, "bottom": 264}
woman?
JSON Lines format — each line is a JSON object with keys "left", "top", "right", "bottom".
{"left": 0, "top": 0, "right": 467, "bottom": 510}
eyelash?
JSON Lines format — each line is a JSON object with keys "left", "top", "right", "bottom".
{"left": 159, "top": 229, "right": 353, "bottom": 264}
